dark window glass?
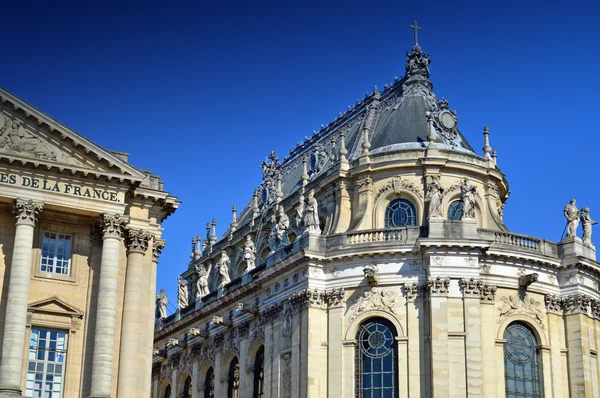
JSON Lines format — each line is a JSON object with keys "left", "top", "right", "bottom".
{"left": 384, "top": 199, "right": 416, "bottom": 228}
{"left": 504, "top": 322, "right": 543, "bottom": 398}
{"left": 355, "top": 318, "right": 398, "bottom": 398}
{"left": 164, "top": 385, "right": 171, "bottom": 398}
{"left": 204, "top": 367, "right": 215, "bottom": 398}
{"left": 253, "top": 346, "right": 265, "bottom": 398}
{"left": 228, "top": 357, "right": 240, "bottom": 398}
{"left": 448, "top": 200, "right": 463, "bottom": 220}
{"left": 183, "top": 376, "right": 192, "bottom": 398}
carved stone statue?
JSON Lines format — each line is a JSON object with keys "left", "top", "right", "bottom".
{"left": 177, "top": 276, "right": 188, "bottom": 309}
{"left": 460, "top": 179, "right": 476, "bottom": 220}
{"left": 363, "top": 264, "right": 379, "bottom": 285}
{"left": 564, "top": 199, "right": 580, "bottom": 239}
{"left": 243, "top": 235, "right": 257, "bottom": 271}
{"left": 580, "top": 207, "right": 597, "bottom": 246}
{"left": 195, "top": 262, "right": 212, "bottom": 299}
{"left": 155, "top": 289, "right": 168, "bottom": 319}
{"left": 425, "top": 177, "right": 444, "bottom": 219}
{"left": 269, "top": 206, "right": 290, "bottom": 250}
{"left": 303, "top": 190, "right": 321, "bottom": 233}
{"left": 218, "top": 252, "right": 231, "bottom": 288}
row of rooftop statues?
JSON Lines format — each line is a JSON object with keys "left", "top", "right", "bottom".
{"left": 564, "top": 199, "right": 597, "bottom": 245}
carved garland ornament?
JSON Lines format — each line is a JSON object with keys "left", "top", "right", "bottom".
{"left": 374, "top": 175, "right": 424, "bottom": 202}
{"left": 349, "top": 288, "right": 399, "bottom": 320}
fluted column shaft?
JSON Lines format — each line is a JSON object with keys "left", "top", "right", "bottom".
{"left": 89, "top": 214, "right": 127, "bottom": 398}
{"left": 116, "top": 229, "right": 151, "bottom": 397}
{"left": 0, "top": 199, "right": 43, "bottom": 397}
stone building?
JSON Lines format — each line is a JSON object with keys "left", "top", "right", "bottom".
{"left": 152, "top": 27, "right": 600, "bottom": 398}
{"left": 0, "top": 87, "right": 179, "bottom": 397}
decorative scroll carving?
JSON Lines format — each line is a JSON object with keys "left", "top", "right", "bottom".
{"left": 427, "top": 277, "right": 450, "bottom": 295}
{"left": 497, "top": 295, "right": 545, "bottom": 329}
{"left": 13, "top": 199, "right": 43, "bottom": 226}
{"left": 125, "top": 229, "right": 151, "bottom": 253}
{"left": 544, "top": 294, "right": 563, "bottom": 315}
{"left": 374, "top": 175, "right": 423, "bottom": 202}
{"left": 401, "top": 282, "right": 421, "bottom": 301}
{"left": 563, "top": 294, "right": 591, "bottom": 315}
{"left": 349, "top": 288, "right": 399, "bottom": 320}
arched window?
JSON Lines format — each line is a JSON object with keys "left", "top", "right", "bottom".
{"left": 204, "top": 367, "right": 215, "bottom": 398}
{"left": 228, "top": 357, "right": 240, "bottom": 398}
{"left": 355, "top": 317, "right": 398, "bottom": 397}
{"left": 164, "top": 385, "right": 171, "bottom": 398}
{"left": 448, "top": 200, "right": 463, "bottom": 220}
{"left": 183, "top": 376, "right": 192, "bottom": 398}
{"left": 504, "top": 322, "right": 543, "bottom": 397}
{"left": 385, "top": 199, "right": 416, "bottom": 228}
{"left": 253, "top": 346, "right": 265, "bottom": 398}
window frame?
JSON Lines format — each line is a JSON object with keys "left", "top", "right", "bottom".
{"left": 503, "top": 322, "right": 544, "bottom": 398}
{"left": 26, "top": 327, "right": 69, "bottom": 398}
{"left": 40, "top": 231, "right": 73, "bottom": 276}
{"left": 204, "top": 367, "right": 215, "bottom": 398}
{"left": 227, "top": 357, "right": 240, "bottom": 398}
{"left": 447, "top": 200, "right": 464, "bottom": 221}
{"left": 384, "top": 199, "right": 417, "bottom": 228}
{"left": 253, "top": 346, "right": 265, "bottom": 398}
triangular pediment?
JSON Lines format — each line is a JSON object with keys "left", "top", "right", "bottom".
{"left": 0, "top": 87, "right": 145, "bottom": 181}
{"left": 28, "top": 296, "right": 84, "bottom": 317}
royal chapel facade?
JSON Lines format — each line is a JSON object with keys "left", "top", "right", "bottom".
{"left": 152, "top": 32, "right": 600, "bottom": 398}
{"left": 0, "top": 87, "right": 179, "bottom": 397}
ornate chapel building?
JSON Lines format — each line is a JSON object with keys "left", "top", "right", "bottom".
{"left": 152, "top": 29, "right": 600, "bottom": 398}
{"left": 0, "top": 88, "right": 179, "bottom": 397}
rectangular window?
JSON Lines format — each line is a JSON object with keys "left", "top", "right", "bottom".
{"left": 41, "top": 232, "right": 72, "bottom": 275}
{"left": 26, "top": 327, "right": 68, "bottom": 398}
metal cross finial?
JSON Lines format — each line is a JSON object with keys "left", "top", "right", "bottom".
{"left": 409, "top": 21, "right": 422, "bottom": 45}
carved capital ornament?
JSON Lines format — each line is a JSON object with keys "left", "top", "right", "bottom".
{"left": 99, "top": 213, "right": 127, "bottom": 239}
{"left": 126, "top": 229, "right": 152, "bottom": 253}
{"left": 13, "top": 199, "right": 43, "bottom": 226}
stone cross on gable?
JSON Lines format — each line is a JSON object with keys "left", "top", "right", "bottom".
{"left": 409, "top": 21, "right": 422, "bottom": 45}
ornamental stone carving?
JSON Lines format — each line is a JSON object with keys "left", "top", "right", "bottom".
{"left": 363, "top": 264, "right": 379, "bottom": 285}
{"left": 281, "top": 306, "right": 292, "bottom": 348}
{"left": 152, "top": 240, "right": 165, "bottom": 262}
{"left": 563, "top": 294, "right": 591, "bottom": 315}
{"left": 155, "top": 289, "right": 167, "bottom": 320}
{"left": 325, "top": 288, "right": 345, "bottom": 307}
{"left": 262, "top": 304, "right": 282, "bottom": 323}
{"left": 269, "top": 206, "right": 290, "bottom": 250}
{"left": 479, "top": 283, "right": 497, "bottom": 302}
{"left": 459, "top": 179, "right": 477, "bottom": 220}
{"left": 177, "top": 276, "right": 188, "bottom": 309}
{"left": 544, "top": 294, "right": 563, "bottom": 315}
{"left": 281, "top": 352, "right": 292, "bottom": 398}
{"left": 195, "top": 262, "right": 212, "bottom": 299}
{"left": 125, "top": 229, "right": 152, "bottom": 253}
{"left": 223, "top": 328, "right": 239, "bottom": 356}
{"left": 250, "top": 321, "right": 265, "bottom": 341}
{"left": 259, "top": 151, "right": 281, "bottom": 208}
{"left": 303, "top": 189, "right": 321, "bottom": 234}
{"left": 401, "top": 282, "right": 421, "bottom": 301}
{"left": 199, "top": 341, "right": 215, "bottom": 363}
{"left": 590, "top": 299, "right": 600, "bottom": 320}
{"left": 563, "top": 199, "right": 579, "bottom": 240}
{"left": 214, "top": 333, "right": 224, "bottom": 350}
{"left": 0, "top": 114, "right": 59, "bottom": 161}
{"left": 460, "top": 278, "right": 481, "bottom": 297}
{"left": 427, "top": 277, "right": 450, "bottom": 295}
{"left": 238, "top": 321, "right": 250, "bottom": 339}
{"left": 349, "top": 288, "right": 399, "bottom": 320}
{"left": 497, "top": 295, "right": 545, "bottom": 329}
{"left": 13, "top": 199, "right": 43, "bottom": 226}
{"left": 288, "top": 289, "right": 327, "bottom": 311}
{"left": 99, "top": 213, "right": 127, "bottom": 239}
{"left": 151, "top": 362, "right": 161, "bottom": 378}
{"left": 374, "top": 175, "right": 423, "bottom": 201}
{"left": 425, "top": 177, "right": 444, "bottom": 219}
{"left": 580, "top": 207, "right": 597, "bottom": 246}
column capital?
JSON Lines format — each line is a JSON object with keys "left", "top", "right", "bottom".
{"left": 98, "top": 213, "right": 128, "bottom": 239}
{"left": 125, "top": 229, "right": 152, "bottom": 254}
{"left": 152, "top": 239, "right": 166, "bottom": 263}
{"left": 13, "top": 198, "right": 43, "bottom": 226}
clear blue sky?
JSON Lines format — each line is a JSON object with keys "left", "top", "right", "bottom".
{"left": 2, "top": 1, "right": 599, "bottom": 309}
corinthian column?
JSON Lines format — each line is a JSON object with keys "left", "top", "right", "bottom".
{"left": 116, "top": 229, "right": 151, "bottom": 397}
{"left": 0, "top": 199, "right": 43, "bottom": 397}
{"left": 89, "top": 214, "right": 127, "bottom": 398}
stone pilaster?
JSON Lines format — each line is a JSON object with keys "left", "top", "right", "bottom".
{"left": 460, "top": 278, "right": 483, "bottom": 398}
{"left": 402, "top": 282, "right": 424, "bottom": 398}
{"left": 117, "top": 228, "right": 152, "bottom": 397}
{"left": 326, "top": 289, "right": 345, "bottom": 397}
{"left": 0, "top": 199, "right": 43, "bottom": 397}
{"left": 479, "top": 283, "right": 497, "bottom": 397}
{"left": 545, "top": 294, "right": 567, "bottom": 398}
{"left": 564, "top": 294, "right": 594, "bottom": 397}
{"left": 427, "top": 277, "right": 450, "bottom": 398}
{"left": 89, "top": 214, "right": 127, "bottom": 398}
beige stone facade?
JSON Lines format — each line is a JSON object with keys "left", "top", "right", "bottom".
{"left": 152, "top": 39, "right": 600, "bottom": 398}
{"left": 0, "top": 87, "right": 179, "bottom": 397}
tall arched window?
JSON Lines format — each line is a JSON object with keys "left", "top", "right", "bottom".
{"left": 385, "top": 199, "right": 416, "bottom": 228}
{"left": 448, "top": 200, "right": 463, "bottom": 220}
{"left": 228, "top": 357, "right": 240, "bottom": 398}
{"left": 504, "top": 322, "right": 543, "bottom": 397}
{"left": 164, "top": 385, "right": 171, "bottom": 398}
{"left": 183, "top": 376, "right": 192, "bottom": 398}
{"left": 355, "top": 317, "right": 398, "bottom": 397}
{"left": 204, "top": 367, "right": 215, "bottom": 398}
{"left": 253, "top": 346, "right": 265, "bottom": 398}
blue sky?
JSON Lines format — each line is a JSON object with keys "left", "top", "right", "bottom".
{"left": 2, "top": 1, "right": 599, "bottom": 309}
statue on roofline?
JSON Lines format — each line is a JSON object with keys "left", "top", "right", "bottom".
{"left": 303, "top": 189, "right": 321, "bottom": 233}
{"left": 177, "top": 276, "right": 188, "bottom": 309}
{"left": 218, "top": 252, "right": 231, "bottom": 288}
{"left": 563, "top": 199, "right": 580, "bottom": 240}
{"left": 460, "top": 179, "right": 476, "bottom": 220}
{"left": 155, "top": 289, "right": 168, "bottom": 320}
{"left": 425, "top": 177, "right": 444, "bottom": 219}
{"left": 580, "top": 207, "right": 597, "bottom": 246}
{"left": 195, "top": 262, "right": 212, "bottom": 299}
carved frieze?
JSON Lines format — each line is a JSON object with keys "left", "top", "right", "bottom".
{"left": 349, "top": 288, "right": 399, "bottom": 320}
{"left": 13, "top": 199, "right": 43, "bottom": 226}
{"left": 427, "top": 277, "right": 450, "bottom": 295}
{"left": 563, "top": 294, "right": 591, "bottom": 315}
{"left": 497, "top": 295, "right": 545, "bottom": 329}
{"left": 0, "top": 113, "right": 62, "bottom": 162}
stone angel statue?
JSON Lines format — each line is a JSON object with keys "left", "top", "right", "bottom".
{"left": 243, "top": 235, "right": 257, "bottom": 272}
{"left": 195, "top": 262, "right": 212, "bottom": 299}
{"left": 177, "top": 276, "right": 188, "bottom": 309}
{"left": 459, "top": 178, "right": 476, "bottom": 220}
{"left": 155, "top": 289, "right": 168, "bottom": 320}
{"left": 218, "top": 252, "right": 231, "bottom": 288}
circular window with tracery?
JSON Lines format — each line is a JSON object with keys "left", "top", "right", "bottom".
{"left": 358, "top": 320, "right": 395, "bottom": 358}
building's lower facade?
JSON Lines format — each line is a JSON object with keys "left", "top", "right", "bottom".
{"left": 0, "top": 87, "right": 179, "bottom": 397}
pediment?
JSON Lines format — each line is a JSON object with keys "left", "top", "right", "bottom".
{"left": 28, "top": 296, "right": 84, "bottom": 318}
{"left": 0, "top": 87, "right": 145, "bottom": 181}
